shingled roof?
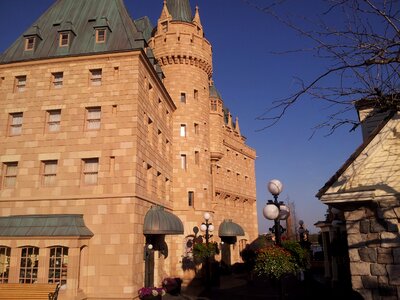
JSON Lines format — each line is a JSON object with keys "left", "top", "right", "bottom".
{"left": 0, "top": 0, "right": 146, "bottom": 64}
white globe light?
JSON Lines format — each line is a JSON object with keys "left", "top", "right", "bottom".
{"left": 299, "top": 220, "right": 304, "bottom": 226}
{"left": 268, "top": 179, "right": 283, "bottom": 196}
{"left": 200, "top": 224, "right": 207, "bottom": 232}
{"left": 279, "top": 204, "right": 290, "bottom": 220}
{"left": 204, "top": 212, "right": 211, "bottom": 220}
{"left": 147, "top": 244, "right": 153, "bottom": 250}
{"left": 263, "top": 203, "right": 279, "bottom": 220}
{"left": 208, "top": 224, "right": 214, "bottom": 232}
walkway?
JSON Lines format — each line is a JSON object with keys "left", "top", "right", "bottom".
{"left": 164, "top": 271, "right": 363, "bottom": 300}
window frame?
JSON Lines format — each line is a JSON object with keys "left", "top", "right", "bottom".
{"left": 48, "top": 246, "right": 68, "bottom": 285}
{"left": 59, "top": 32, "right": 70, "bottom": 47}
{"left": 180, "top": 154, "right": 187, "bottom": 170}
{"left": 19, "top": 246, "right": 39, "bottom": 284}
{"left": 15, "top": 75, "right": 27, "bottom": 92}
{"left": 180, "top": 92, "right": 186, "bottom": 104}
{"left": 46, "top": 109, "right": 61, "bottom": 132}
{"left": 24, "top": 37, "right": 35, "bottom": 51}
{"left": 188, "top": 191, "right": 194, "bottom": 207}
{"left": 42, "top": 160, "right": 58, "bottom": 186}
{"left": 9, "top": 112, "right": 23, "bottom": 136}
{"left": 52, "top": 72, "right": 63, "bottom": 88}
{"left": 180, "top": 124, "right": 186, "bottom": 137}
{"left": 96, "top": 28, "right": 106, "bottom": 43}
{"left": 82, "top": 158, "right": 99, "bottom": 185}
{"left": 0, "top": 246, "right": 11, "bottom": 283}
{"left": 86, "top": 107, "right": 101, "bottom": 131}
{"left": 89, "top": 68, "right": 102, "bottom": 86}
{"left": 2, "top": 162, "right": 18, "bottom": 189}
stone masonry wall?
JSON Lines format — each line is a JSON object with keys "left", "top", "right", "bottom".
{"left": 345, "top": 199, "right": 400, "bottom": 300}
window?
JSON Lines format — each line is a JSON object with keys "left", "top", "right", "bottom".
{"left": 59, "top": 32, "right": 70, "bottom": 47}
{"left": 180, "top": 154, "right": 187, "bottom": 170}
{"left": 42, "top": 160, "right": 58, "bottom": 186}
{"left": 82, "top": 158, "right": 99, "bottom": 185}
{"left": 19, "top": 247, "right": 39, "bottom": 283}
{"left": 180, "top": 124, "right": 186, "bottom": 137}
{"left": 9, "top": 112, "right": 23, "bottom": 136}
{"left": 194, "top": 89, "right": 198, "bottom": 100}
{"left": 147, "top": 117, "right": 153, "bottom": 144}
{"left": 0, "top": 246, "right": 11, "bottom": 283}
{"left": 195, "top": 151, "right": 200, "bottom": 165}
{"left": 146, "top": 163, "right": 152, "bottom": 193}
{"left": 188, "top": 191, "right": 194, "bottom": 207}
{"left": 161, "top": 21, "right": 168, "bottom": 33}
{"left": 15, "top": 75, "right": 26, "bottom": 92}
{"left": 96, "top": 28, "right": 106, "bottom": 43}
{"left": 86, "top": 107, "right": 101, "bottom": 130}
{"left": 3, "top": 162, "right": 18, "bottom": 188}
{"left": 25, "top": 37, "right": 35, "bottom": 51}
{"left": 180, "top": 93, "right": 186, "bottom": 103}
{"left": 52, "top": 72, "right": 63, "bottom": 88}
{"left": 48, "top": 246, "right": 68, "bottom": 285}
{"left": 194, "top": 123, "right": 199, "bottom": 134}
{"left": 90, "top": 69, "right": 102, "bottom": 86}
{"left": 47, "top": 109, "right": 61, "bottom": 132}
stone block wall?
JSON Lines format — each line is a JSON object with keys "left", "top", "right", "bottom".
{"left": 345, "top": 199, "right": 400, "bottom": 299}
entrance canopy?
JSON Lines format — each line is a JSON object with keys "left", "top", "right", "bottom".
{"left": 218, "top": 219, "right": 245, "bottom": 237}
{"left": 143, "top": 206, "right": 184, "bottom": 235}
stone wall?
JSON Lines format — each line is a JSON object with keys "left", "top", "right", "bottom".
{"left": 345, "top": 199, "right": 400, "bottom": 299}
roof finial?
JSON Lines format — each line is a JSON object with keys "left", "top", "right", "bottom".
{"left": 193, "top": 4, "right": 203, "bottom": 28}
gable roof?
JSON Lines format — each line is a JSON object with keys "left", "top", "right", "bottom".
{"left": 316, "top": 111, "right": 398, "bottom": 199}
{"left": 0, "top": 0, "right": 146, "bottom": 64}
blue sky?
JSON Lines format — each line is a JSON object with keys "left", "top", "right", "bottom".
{"left": 0, "top": 0, "right": 363, "bottom": 234}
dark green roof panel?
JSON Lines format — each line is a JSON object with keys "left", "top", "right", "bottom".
{"left": 0, "top": 215, "right": 94, "bottom": 237}
{"left": 0, "top": 0, "right": 146, "bottom": 64}
{"left": 143, "top": 206, "right": 184, "bottom": 235}
{"left": 218, "top": 219, "right": 245, "bottom": 237}
{"left": 166, "top": 0, "right": 193, "bottom": 22}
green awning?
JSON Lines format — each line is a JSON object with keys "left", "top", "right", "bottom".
{"left": 0, "top": 214, "right": 94, "bottom": 237}
{"left": 218, "top": 219, "right": 245, "bottom": 237}
{"left": 143, "top": 206, "right": 184, "bottom": 235}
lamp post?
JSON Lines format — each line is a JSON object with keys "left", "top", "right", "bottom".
{"left": 262, "top": 179, "right": 290, "bottom": 246}
{"left": 200, "top": 212, "right": 214, "bottom": 289}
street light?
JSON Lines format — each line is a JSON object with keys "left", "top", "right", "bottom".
{"left": 200, "top": 212, "right": 214, "bottom": 288}
{"left": 263, "top": 179, "right": 290, "bottom": 246}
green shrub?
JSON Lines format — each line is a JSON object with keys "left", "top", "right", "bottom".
{"left": 254, "top": 246, "right": 297, "bottom": 279}
{"left": 193, "top": 242, "right": 218, "bottom": 260}
{"left": 282, "top": 240, "right": 310, "bottom": 269}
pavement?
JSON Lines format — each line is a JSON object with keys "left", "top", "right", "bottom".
{"left": 163, "top": 270, "right": 363, "bottom": 300}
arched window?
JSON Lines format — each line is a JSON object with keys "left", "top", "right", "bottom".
{"left": 19, "top": 246, "right": 39, "bottom": 283}
{"left": 0, "top": 246, "right": 11, "bottom": 283}
{"left": 48, "top": 246, "right": 68, "bottom": 284}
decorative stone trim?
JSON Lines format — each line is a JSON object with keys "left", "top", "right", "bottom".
{"left": 157, "top": 55, "right": 212, "bottom": 77}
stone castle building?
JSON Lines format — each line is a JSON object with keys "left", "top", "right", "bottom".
{"left": 0, "top": 0, "right": 258, "bottom": 299}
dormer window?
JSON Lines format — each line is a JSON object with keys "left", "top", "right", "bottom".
{"left": 96, "top": 28, "right": 106, "bottom": 43}
{"left": 25, "top": 37, "right": 35, "bottom": 51}
{"left": 59, "top": 32, "right": 70, "bottom": 47}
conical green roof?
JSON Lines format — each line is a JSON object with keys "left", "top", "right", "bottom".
{"left": 1, "top": 0, "right": 146, "bottom": 64}
{"left": 166, "top": 0, "right": 193, "bottom": 22}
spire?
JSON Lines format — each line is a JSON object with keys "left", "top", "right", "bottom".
{"left": 166, "top": 0, "right": 193, "bottom": 22}
{"left": 159, "top": 0, "right": 172, "bottom": 22}
{"left": 235, "top": 117, "right": 241, "bottom": 136}
{"left": 192, "top": 5, "right": 202, "bottom": 28}
{"left": 228, "top": 113, "right": 233, "bottom": 129}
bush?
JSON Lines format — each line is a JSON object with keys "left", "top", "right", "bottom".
{"left": 282, "top": 240, "right": 310, "bottom": 269}
{"left": 193, "top": 242, "right": 218, "bottom": 260}
{"left": 254, "top": 246, "right": 297, "bottom": 279}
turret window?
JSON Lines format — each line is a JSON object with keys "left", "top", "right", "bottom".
{"left": 96, "top": 28, "right": 106, "bottom": 43}
{"left": 180, "top": 93, "right": 186, "bottom": 103}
